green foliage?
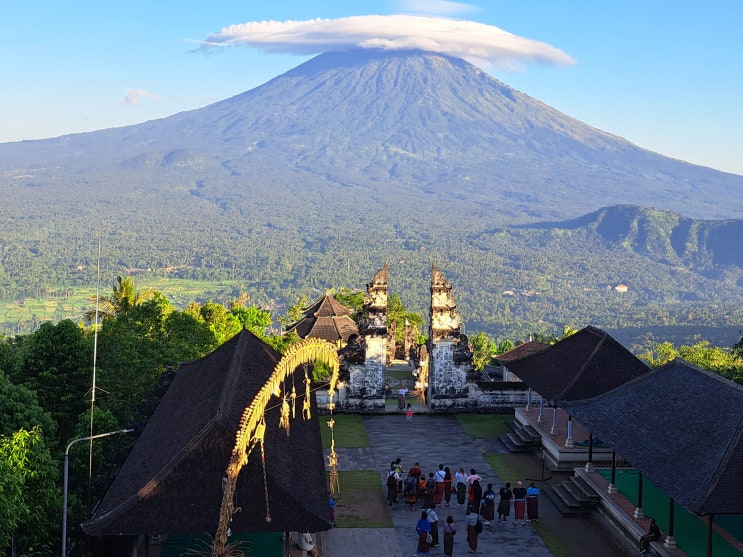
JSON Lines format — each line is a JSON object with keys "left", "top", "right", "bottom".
{"left": 96, "top": 295, "right": 217, "bottom": 424}
{"left": 12, "top": 319, "right": 93, "bottom": 445}
{"left": 86, "top": 275, "right": 155, "bottom": 321}
{"left": 493, "top": 339, "right": 515, "bottom": 355}
{"left": 639, "top": 340, "right": 743, "bottom": 384}
{"left": 0, "top": 373, "right": 56, "bottom": 439}
{"left": 387, "top": 293, "right": 424, "bottom": 345}
{"left": 0, "top": 426, "right": 60, "bottom": 556}
{"left": 331, "top": 288, "right": 365, "bottom": 317}
{"left": 229, "top": 304, "right": 272, "bottom": 336}
{"left": 470, "top": 331, "right": 494, "bottom": 371}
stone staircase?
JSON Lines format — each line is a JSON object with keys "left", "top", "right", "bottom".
{"left": 544, "top": 473, "right": 600, "bottom": 516}
{"left": 499, "top": 419, "right": 542, "bottom": 453}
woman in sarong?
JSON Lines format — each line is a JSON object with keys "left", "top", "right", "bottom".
{"left": 443, "top": 466, "right": 453, "bottom": 507}
{"left": 415, "top": 510, "right": 432, "bottom": 556}
{"left": 512, "top": 480, "right": 527, "bottom": 525}
{"left": 526, "top": 481, "right": 540, "bottom": 522}
{"left": 497, "top": 482, "right": 512, "bottom": 521}
{"left": 443, "top": 515, "right": 457, "bottom": 557}
{"left": 480, "top": 483, "right": 495, "bottom": 524}
{"left": 404, "top": 474, "right": 419, "bottom": 511}
{"left": 465, "top": 505, "right": 480, "bottom": 554}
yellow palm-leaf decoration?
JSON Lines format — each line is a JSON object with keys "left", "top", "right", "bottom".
{"left": 211, "top": 338, "right": 340, "bottom": 557}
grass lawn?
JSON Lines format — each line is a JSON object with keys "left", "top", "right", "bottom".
{"left": 319, "top": 414, "right": 369, "bottom": 448}
{"left": 456, "top": 413, "right": 512, "bottom": 438}
{"left": 332, "top": 470, "right": 393, "bottom": 528}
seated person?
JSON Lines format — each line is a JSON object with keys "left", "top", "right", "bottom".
{"left": 297, "top": 531, "right": 315, "bottom": 551}
{"left": 640, "top": 517, "right": 661, "bottom": 554}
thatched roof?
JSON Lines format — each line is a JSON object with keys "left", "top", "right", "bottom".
{"left": 285, "top": 294, "right": 358, "bottom": 343}
{"left": 562, "top": 359, "right": 743, "bottom": 515}
{"left": 83, "top": 329, "right": 334, "bottom": 536}
{"left": 504, "top": 326, "right": 649, "bottom": 401}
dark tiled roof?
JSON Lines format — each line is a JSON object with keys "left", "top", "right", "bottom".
{"left": 563, "top": 359, "right": 743, "bottom": 515}
{"left": 301, "top": 294, "right": 354, "bottom": 317}
{"left": 83, "top": 329, "right": 334, "bottom": 536}
{"left": 495, "top": 341, "right": 550, "bottom": 363}
{"left": 285, "top": 294, "right": 359, "bottom": 342}
{"left": 505, "top": 326, "right": 649, "bottom": 401}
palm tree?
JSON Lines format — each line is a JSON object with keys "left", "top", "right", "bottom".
{"left": 85, "top": 275, "right": 155, "bottom": 321}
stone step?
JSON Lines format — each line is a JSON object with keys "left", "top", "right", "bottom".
{"left": 543, "top": 476, "right": 598, "bottom": 517}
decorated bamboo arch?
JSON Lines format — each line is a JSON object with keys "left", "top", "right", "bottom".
{"left": 211, "top": 338, "right": 340, "bottom": 557}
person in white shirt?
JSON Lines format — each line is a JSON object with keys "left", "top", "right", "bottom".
{"left": 455, "top": 467, "right": 468, "bottom": 508}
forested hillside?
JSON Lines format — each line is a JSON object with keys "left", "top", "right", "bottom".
{"left": 1, "top": 204, "right": 741, "bottom": 349}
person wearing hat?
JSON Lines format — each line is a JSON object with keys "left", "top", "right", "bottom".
{"left": 512, "top": 480, "right": 527, "bottom": 525}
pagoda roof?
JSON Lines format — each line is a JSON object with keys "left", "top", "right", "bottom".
{"left": 504, "top": 326, "right": 649, "bottom": 401}
{"left": 82, "top": 329, "right": 333, "bottom": 536}
{"left": 563, "top": 359, "right": 743, "bottom": 515}
{"left": 285, "top": 294, "right": 358, "bottom": 342}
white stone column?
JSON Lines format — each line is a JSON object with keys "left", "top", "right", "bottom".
{"left": 564, "top": 415, "right": 574, "bottom": 448}
{"left": 550, "top": 405, "right": 558, "bottom": 434}
{"left": 537, "top": 397, "right": 544, "bottom": 422}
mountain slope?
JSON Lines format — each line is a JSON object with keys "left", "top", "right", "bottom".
{"left": 1, "top": 49, "right": 741, "bottom": 224}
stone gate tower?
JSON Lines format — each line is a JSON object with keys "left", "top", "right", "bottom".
{"left": 428, "top": 264, "right": 472, "bottom": 410}
{"left": 343, "top": 264, "right": 389, "bottom": 411}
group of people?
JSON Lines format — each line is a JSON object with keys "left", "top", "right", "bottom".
{"left": 385, "top": 459, "right": 541, "bottom": 556}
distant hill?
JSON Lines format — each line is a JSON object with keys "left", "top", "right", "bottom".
{"left": 0, "top": 49, "right": 741, "bottom": 346}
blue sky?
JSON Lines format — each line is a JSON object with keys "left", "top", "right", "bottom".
{"left": 2, "top": 1, "right": 741, "bottom": 175}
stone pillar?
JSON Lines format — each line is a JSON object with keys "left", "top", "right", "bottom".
{"left": 428, "top": 265, "right": 471, "bottom": 410}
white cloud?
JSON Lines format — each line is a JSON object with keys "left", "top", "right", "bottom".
{"left": 118, "top": 89, "right": 160, "bottom": 106}
{"left": 201, "top": 15, "right": 575, "bottom": 70}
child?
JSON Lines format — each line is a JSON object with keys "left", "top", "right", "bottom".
{"left": 406, "top": 403, "right": 413, "bottom": 422}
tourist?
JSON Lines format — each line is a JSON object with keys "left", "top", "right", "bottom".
{"left": 404, "top": 473, "right": 419, "bottom": 511}
{"left": 468, "top": 475, "right": 483, "bottom": 516}
{"left": 386, "top": 465, "right": 400, "bottom": 506}
{"left": 480, "top": 483, "right": 496, "bottom": 525}
{"left": 425, "top": 504, "right": 440, "bottom": 548}
{"left": 410, "top": 461, "right": 423, "bottom": 479}
{"left": 424, "top": 472, "right": 436, "bottom": 509}
{"left": 497, "top": 482, "right": 512, "bottom": 522}
{"left": 394, "top": 458, "right": 404, "bottom": 497}
{"left": 406, "top": 403, "right": 414, "bottom": 422}
{"left": 434, "top": 464, "right": 447, "bottom": 506}
{"left": 526, "top": 481, "right": 540, "bottom": 522}
{"left": 465, "top": 504, "right": 481, "bottom": 554}
{"left": 443, "top": 515, "right": 457, "bottom": 557}
{"left": 443, "top": 466, "right": 454, "bottom": 507}
{"left": 640, "top": 517, "right": 661, "bottom": 554}
{"left": 398, "top": 386, "right": 408, "bottom": 410}
{"left": 512, "top": 480, "right": 527, "bottom": 525}
{"left": 455, "top": 466, "right": 468, "bottom": 508}
{"left": 415, "top": 510, "right": 432, "bottom": 556}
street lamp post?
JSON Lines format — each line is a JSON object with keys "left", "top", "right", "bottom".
{"left": 62, "top": 429, "right": 134, "bottom": 557}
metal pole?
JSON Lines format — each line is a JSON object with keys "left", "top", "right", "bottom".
{"left": 62, "top": 429, "right": 133, "bottom": 557}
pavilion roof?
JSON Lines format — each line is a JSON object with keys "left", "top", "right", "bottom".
{"left": 562, "top": 359, "right": 743, "bottom": 515}
{"left": 504, "top": 326, "right": 649, "bottom": 401}
{"left": 495, "top": 341, "right": 550, "bottom": 363}
{"left": 285, "top": 294, "right": 358, "bottom": 342}
{"left": 82, "top": 329, "right": 333, "bottom": 536}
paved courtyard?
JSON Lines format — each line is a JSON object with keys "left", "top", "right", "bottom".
{"left": 322, "top": 413, "right": 633, "bottom": 557}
